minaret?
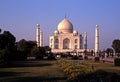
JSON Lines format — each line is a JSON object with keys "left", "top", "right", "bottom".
{"left": 40, "top": 31, "right": 43, "bottom": 47}
{"left": 95, "top": 25, "right": 99, "bottom": 56}
{"left": 84, "top": 32, "right": 87, "bottom": 50}
{"left": 36, "top": 24, "right": 40, "bottom": 47}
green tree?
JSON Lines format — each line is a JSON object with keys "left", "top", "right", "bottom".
{"left": 31, "top": 46, "right": 40, "bottom": 56}
{"left": 31, "top": 46, "right": 52, "bottom": 60}
{"left": 0, "top": 31, "right": 16, "bottom": 63}
{"left": 112, "top": 39, "right": 120, "bottom": 53}
{"left": 36, "top": 47, "right": 45, "bottom": 59}
{"left": 44, "top": 46, "right": 51, "bottom": 53}
{"left": 0, "top": 31, "right": 16, "bottom": 49}
{"left": 106, "top": 48, "right": 114, "bottom": 57}
{"left": 16, "top": 39, "right": 36, "bottom": 60}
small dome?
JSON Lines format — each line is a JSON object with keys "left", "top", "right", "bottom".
{"left": 73, "top": 30, "right": 78, "bottom": 35}
{"left": 54, "top": 30, "right": 59, "bottom": 34}
{"left": 57, "top": 18, "right": 73, "bottom": 33}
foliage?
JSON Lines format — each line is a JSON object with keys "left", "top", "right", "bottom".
{"left": 39, "top": 47, "right": 46, "bottom": 55}
{"left": 58, "top": 59, "right": 120, "bottom": 81}
{"left": 112, "top": 39, "right": 120, "bottom": 53}
{"left": 106, "top": 48, "right": 114, "bottom": 57}
{"left": 94, "top": 57, "right": 100, "bottom": 62}
{"left": 0, "top": 29, "right": 1, "bottom": 33}
{"left": 16, "top": 40, "right": 52, "bottom": 60}
{"left": 35, "top": 47, "right": 45, "bottom": 59}
{"left": 73, "top": 55, "right": 79, "bottom": 60}
{"left": 32, "top": 46, "right": 53, "bottom": 60}
{"left": 16, "top": 39, "right": 36, "bottom": 60}
{"left": 0, "top": 31, "right": 16, "bottom": 50}
{"left": 58, "top": 59, "right": 94, "bottom": 80}
{"left": 31, "top": 46, "right": 40, "bottom": 56}
{"left": 114, "top": 58, "right": 120, "bottom": 66}
{"left": 106, "top": 48, "right": 114, "bottom": 54}
{"left": 0, "top": 31, "right": 16, "bottom": 63}
{"left": 47, "top": 53, "right": 56, "bottom": 60}
{"left": 44, "top": 46, "right": 51, "bottom": 53}
{"left": 16, "top": 39, "right": 36, "bottom": 54}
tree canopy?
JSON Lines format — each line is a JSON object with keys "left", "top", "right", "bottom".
{"left": 112, "top": 39, "right": 120, "bottom": 53}
{"left": 0, "top": 30, "right": 16, "bottom": 63}
{"left": 0, "top": 29, "right": 53, "bottom": 62}
{"left": 0, "top": 29, "right": 1, "bottom": 33}
{"left": 16, "top": 39, "right": 36, "bottom": 59}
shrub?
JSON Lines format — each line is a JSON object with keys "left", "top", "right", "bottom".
{"left": 47, "top": 54, "right": 56, "bottom": 60}
{"left": 73, "top": 55, "right": 79, "bottom": 60}
{"left": 57, "top": 59, "right": 94, "bottom": 81}
{"left": 94, "top": 57, "right": 100, "bottom": 62}
{"left": 36, "top": 54, "right": 43, "bottom": 60}
{"left": 114, "top": 58, "right": 120, "bottom": 66}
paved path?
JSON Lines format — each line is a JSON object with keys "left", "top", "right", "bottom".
{"left": 88, "top": 56, "right": 116, "bottom": 64}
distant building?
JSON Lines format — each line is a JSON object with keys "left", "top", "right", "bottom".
{"left": 49, "top": 17, "right": 87, "bottom": 53}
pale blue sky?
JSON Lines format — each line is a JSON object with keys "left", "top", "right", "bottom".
{"left": 0, "top": 0, "right": 120, "bottom": 50}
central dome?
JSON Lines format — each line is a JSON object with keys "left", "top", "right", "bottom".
{"left": 57, "top": 18, "right": 73, "bottom": 33}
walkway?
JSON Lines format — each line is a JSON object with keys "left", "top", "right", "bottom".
{"left": 88, "top": 56, "right": 116, "bottom": 64}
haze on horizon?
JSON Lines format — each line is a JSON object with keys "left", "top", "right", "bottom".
{"left": 0, "top": 0, "right": 120, "bottom": 50}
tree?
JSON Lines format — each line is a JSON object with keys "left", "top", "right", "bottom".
{"left": 106, "top": 48, "right": 114, "bottom": 57}
{"left": 17, "top": 40, "right": 36, "bottom": 53}
{"left": 16, "top": 39, "right": 36, "bottom": 60}
{"left": 0, "top": 31, "right": 16, "bottom": 63}
{"left": 44, "top": 46, "right": 51, "bottom": 53}
{"left": 0, "top": 31, "right": 16, "bottom": 50}
{"left": 112, "top": 39, "right": 120, "bottom": 53}
{"left": 31, "top": 46, "right": 53, "bottom": 60}
{"left": 0, "top": 29, "right": 1, "bottom": 33}
{"left": 36, "top": 47, "right": 46, "bottom": 59}
{"left": 31, "top": 46, "right": 40, "bottom": 56}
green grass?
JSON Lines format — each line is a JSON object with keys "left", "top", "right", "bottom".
{"left": 0, "top": 60, "right": 67, "bottom": 82}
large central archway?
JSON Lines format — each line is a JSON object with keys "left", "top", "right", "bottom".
{"left": 63, "top": 38, "right": 70, "bottom": 49}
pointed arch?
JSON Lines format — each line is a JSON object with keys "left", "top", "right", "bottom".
{"left": 63, "top": 38, "right": 70, "bottom": 49}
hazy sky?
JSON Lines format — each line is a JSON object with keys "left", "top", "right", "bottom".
{"left": 0, "top": 0, "right": 120, "bottom": 50}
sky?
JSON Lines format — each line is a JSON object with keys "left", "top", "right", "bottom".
{"left": 0, "top": 0, "right": 120, "bottom": 50}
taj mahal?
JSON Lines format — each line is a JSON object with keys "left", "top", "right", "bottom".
{"left": 49, "top": 17, "right": 87, "bottom": 53}
{"left": 36, "top": 17, "right": 99, "bottom": 55}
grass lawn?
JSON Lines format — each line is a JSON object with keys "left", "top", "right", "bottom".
{"left": 0, "top": 59, "right": 120, "bottom": 82}
{"left": 0, "top": 60, "right": 67, "bottom": 82}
